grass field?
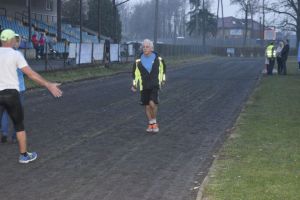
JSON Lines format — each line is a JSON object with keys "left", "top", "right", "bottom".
{"left": 25, "top": 55, "right": 215, "bottom": 89}
{"left": 202, "top": 58, "right": 300, "bottom": 200}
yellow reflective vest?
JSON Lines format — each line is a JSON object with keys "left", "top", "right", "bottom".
{"left": 266, "top": 45, "right": 276, "bottom": 58}
{"left": 132, "top": 55, "right": 166, "bottom": 91}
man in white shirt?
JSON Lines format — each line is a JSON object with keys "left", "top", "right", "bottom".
{"left": 0, "top": 29, "right": 63, "bottom": 164}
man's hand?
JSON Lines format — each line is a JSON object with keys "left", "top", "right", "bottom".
{"left": 46, "top": 83, "right": 63, "bottom": 97}
{"left": 131, "top": 85, "right": 137, "bottom": 92}
{"left": 22, "top": 66, "right": 63, "bottom": 98}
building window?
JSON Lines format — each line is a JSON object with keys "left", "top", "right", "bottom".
{"left": 46, "top": 0, "right": 54, "bottom": 11}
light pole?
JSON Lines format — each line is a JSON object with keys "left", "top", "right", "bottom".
{"left": 57, "top": 0, "right": 62, "bottom": 41}
{"left": 202, "top": 0, "right": 206, "bottom": 48}
{"left": 154, "top": 0, "right": 159, "bottom": 48}
{"left": 98, "top": 0, "right": 101, "bottom": 42}
{"left": 79, "top": 0, "right": 82, "bottom": 65}
{"left": 79, "top": 0, "right": 82, "bottom": 44}
{"left": 262, "top": 0, "right": 265, "bottom": 43}
{"left": 259, "top": 16, "right": 262, "bottom": 40}
{"left": 27, "top": 0, "right": 32, "bottom": 41}
{"left": 112, "top": 0, "right": 116, "bottom": 42}
{"left": 216, "top": 0, "right": 225, "bottom": 40}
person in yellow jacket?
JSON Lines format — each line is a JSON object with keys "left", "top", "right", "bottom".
{"left": 265, "top": 42, "right": 277, "bottom": 75}
{"left": 131, "top": 39, "right": 166, "bottom": 133}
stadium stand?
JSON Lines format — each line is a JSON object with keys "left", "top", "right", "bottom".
{"left": 0, "top": 15, "right": 99, "bottom": 44}
{"left": 1, "top": 14, "right": 99, "bottom": 54}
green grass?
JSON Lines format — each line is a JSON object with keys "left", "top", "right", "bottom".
{"left": 25, "top": 54, "right": 215, "bottom": 89}
{"left": 203, "top": 58, "right": 300, "bottom": 200}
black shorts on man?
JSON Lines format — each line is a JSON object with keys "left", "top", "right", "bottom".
{"left": 140, "top": 87, "right": 159, "bottom": 105}
{"left": 0, "top": 89, "right": 24, "bottom": 132}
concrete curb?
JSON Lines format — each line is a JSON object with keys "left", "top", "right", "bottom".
{"left": 196, "top": 174, "right": 210, "bottom": 200}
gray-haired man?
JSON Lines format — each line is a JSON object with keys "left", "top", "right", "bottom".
{"left": 131, "top": 39, "right": 166, "bottom": 133}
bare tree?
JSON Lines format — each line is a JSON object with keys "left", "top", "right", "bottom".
{"left": 230, "top": 0, "right": 260, "bottom": 45}
{"left": 266, "top": 0, "right": 300, "bottom": 45}
{"left": 249, "top": 0, "right": 260, "bottom": 39}
{"left": 230, "top": 0, "right": 251, "bottom": 46}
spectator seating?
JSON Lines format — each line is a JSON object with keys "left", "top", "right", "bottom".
{"left": 1, "top": 15, "right": 99, "bottom": 56}
{"left": 0, "top": 16, "right": 29, "bottom": 39}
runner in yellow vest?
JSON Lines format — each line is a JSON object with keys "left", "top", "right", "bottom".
{"left": 265, "top": 42, "right": 276, "bottom": 75}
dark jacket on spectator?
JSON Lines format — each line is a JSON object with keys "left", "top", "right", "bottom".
{"left": 281, "top": 43, "right": 290, "bottom": 61}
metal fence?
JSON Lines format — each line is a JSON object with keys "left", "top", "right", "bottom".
{"left": 23, "top": 42, "right": 212, "bottom": 71}
{"left": 156, "top": 44, "right": 209, "bottom": 56}
{"left": 21, "top": 40, "right": 296, "bottom": 72}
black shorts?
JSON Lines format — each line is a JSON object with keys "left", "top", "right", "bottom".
{"left": 140, "top": 88, "right": 159, "bottom": 105}
{"left": 0, "top": 89, "right": 24, "bottom": 132}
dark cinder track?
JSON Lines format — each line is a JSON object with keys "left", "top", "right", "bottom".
{"left": 0, "top": 57, "right": 263, "bottom": 200}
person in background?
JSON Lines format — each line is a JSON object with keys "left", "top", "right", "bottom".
{"left": 281, "top": 39, "right": 290, "bottom": 75}
{"left": 131, "top": 39, "right": 166, "bottom": 133}
{"left": 39, "top": 32, "right": 46, "bottom": 58}
{"left": 19, "top": 36, "right": 27, "bottom": 49}
{"left": 276, "top": 41, "right": 284, "bottom": 75}
{"left": 104, "top": 39, "right": 110, "bottom": 68}
{"left": 265, "top": 42, "right": 276, "bottom": 75}
{"left": 1, "top": 34, "right": 26, "bottom": 144}
{"left": 48, "top": 34, "right": 57, "bottom": 50}
{"left": 0, "top": 29, "right": 62, "bottom": 164}
{"left": 48, "top": 35, "right": 58, "bottom": 59}
{"left": 31, "top": 32, "right": 39, "bottom": 59}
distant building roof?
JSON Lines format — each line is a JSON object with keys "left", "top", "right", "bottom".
{"left": 217, "top": 16, "right": 261, "bottom": 30}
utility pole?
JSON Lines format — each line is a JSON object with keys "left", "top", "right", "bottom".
{"left": 243, "top": 0, "right": 249, "bottom": 46}
{"left": 79, "top": 0, "right": 82, "bottom": 44}
{"left": 173, "top": 12, "right": 178, "bottom": 45}
{"left": 79, "top": 0, "right": 82, "bottom": 65}
{"left": 216, "top": 0, "right": 225, "bottom": 38}
{"left": 57, "top": 0, "right": 62, "bottom": 41}
{"left": 259, "top": 16, "right": 262, "bottom": 41}
{"left": 112, "top": 0, "right": 117, "bottom": 42}
{"left": 98, "top": 0, "right": 101, "bottom": 42}
{"left": 202, "top": 0, "right": 206, "bottom": 48}
{"left": 217, "top": 0, "right": 220, "bottom": 38}
{"left": 28, "top": 0, "right": 32, "bottom": 41}
{"left": 221, "top": 0, "right": 225, "bottom": 40}
{"left": 262, "top": 0, "right": 265, "bottom": 42}
{"left": 154, "top": 0, "right": 159, "bottom": 48}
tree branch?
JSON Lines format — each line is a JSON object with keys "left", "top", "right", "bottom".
{"left": 265, "top": 6, "right": 297, "bottom": 21}
{"left": 286, "top": 0, "right": 297, "bottom": 13}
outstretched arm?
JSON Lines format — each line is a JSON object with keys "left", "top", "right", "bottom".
{"left": 131, "top": 62, "right": 137, "bottom": 92}
{"left": 21, "top": 66, "right": 63, "bottom": 97}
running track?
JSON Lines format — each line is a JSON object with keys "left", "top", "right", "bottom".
{"left": 0, "top": 57, "right": 263, "bottom": 200}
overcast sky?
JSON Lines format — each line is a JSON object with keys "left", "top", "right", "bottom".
{"left": 126, "top": 0, "right": 240, "bottom": 17}
{"left": 125, "top": 0, "right": 275, "bottom": 22}
{"left": 211, "top": 0, "right": 240, "bottom": 17}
